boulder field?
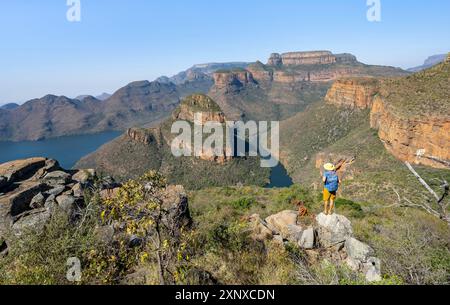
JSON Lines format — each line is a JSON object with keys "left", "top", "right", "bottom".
{"left": 248, "top": 210, "right": 382, "bottom": 282}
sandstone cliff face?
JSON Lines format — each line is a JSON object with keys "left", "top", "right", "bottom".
{"left": 325, "top": 69, "right": 450, "bottom": 169}
{"left": 325, "top": 78, "right": 380, "bottom": 109}
{"left": 172, "top": 94, "right": 226, "bottom": 125}
{"left": 174, "top": 104, "right": 226, "bottom": 125}
{"left": 126, "top": 94, "right": 232, "bottom": 165}
{"left": 270, "top": 51, "right": 337, "bottom": 66}
{"left": 370, "top": 97, "right": 450, "bottom": 168}
{"left": 267, "top": 51, "right": 358, "bottom": 67}
{"left": 127, "top": 127, "right": 162, "bottom": 146}
{"left": 213, "top": 70, "right": 255, "bottom": 92}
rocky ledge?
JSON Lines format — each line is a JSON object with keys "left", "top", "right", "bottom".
{"left": 325, "top": 78, "right": 380, "bottom": 109}
{"left": 0, "top": 157, "right": 192, "bottom": 260}
{"left": 248, "top": 210, "right": 382, "bottom": 282}
{"left": 0, "top": 158, "right": 118, "bottom": 256}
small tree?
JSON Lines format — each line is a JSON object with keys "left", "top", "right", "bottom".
{"left": 390, "top": 162, "right": 449, "bottom": 226}
{"left": 101, "top": 171, "right": 191, "bottom": 284}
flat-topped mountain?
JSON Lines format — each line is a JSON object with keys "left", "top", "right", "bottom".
{"left": 209, "top": 51, "right": 409, "bottom": 121}
{"left": 75, "top": 94, "right": 270, "bottom": 189}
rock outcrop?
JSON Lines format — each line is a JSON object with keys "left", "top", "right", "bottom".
{"left": 325, "top": 78, "right": 380, "bottom": 109}
{"left": 173, "top": 94, "right": 226, "bottom": 124}
{"left": 0, "top": 158, "right": 118, "bottom": 255}
{"left": 370, "top": 98, "right": 450, "bottom": 168}
{"left": 249, "top": 211, "right": 382, "bottom": 282}
{"left": 127, "top": 127, "right": 163, "bottom": 146}
{"left": 268, "top": 51, "right": 337, "bottom": 66}
{"left": 325, "top": 57, "right": 450, "bottom": 169}
{"left": 212, "top": 70, "right": 256, "bottom": 92}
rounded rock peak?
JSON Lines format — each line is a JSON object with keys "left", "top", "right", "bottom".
{"left": 181, "top": 94, "right": 221, "bottom": 112}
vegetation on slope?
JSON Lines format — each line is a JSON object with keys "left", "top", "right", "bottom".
{"left": 280, "top": 100, "right": 450, "bottom": 205}
{"left": 1, "top": 173, "right": 448, "bottom": 285}
{"left": 379, "top": 56, "right": 450, "bottom": 118}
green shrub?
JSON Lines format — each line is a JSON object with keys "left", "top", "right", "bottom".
{"left": 227, "top": 197, "right": 257, "bottom": 210}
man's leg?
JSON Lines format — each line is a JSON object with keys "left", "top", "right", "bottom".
{"left": 324, "top": 200, "right": 329, "bottom": 215}
{"left": 328, "top": 199, "right": 335, "bottom": 215}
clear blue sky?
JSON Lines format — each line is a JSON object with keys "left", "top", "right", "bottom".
{"left": 1, "top": 0, "right": 449, "bottom": 104}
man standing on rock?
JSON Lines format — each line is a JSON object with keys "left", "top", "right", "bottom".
{"left": 322, "top": 163, "right": 340, "bottom": 215}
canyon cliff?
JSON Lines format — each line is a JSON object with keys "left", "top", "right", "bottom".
{"left": 75, "top": 94, "right": 269, "bottom": 188}
{"left": 209, "top": 51, "right": 409, "bottom": 121}
{"left": 325, "top": 54, "right": 450, "bottom": 169}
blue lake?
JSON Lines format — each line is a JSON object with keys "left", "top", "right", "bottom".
{"left": 0, "top": 131, "right": 122, "bottom": 169}
{"left": 266, "top": 163, "right": 293, "bottom": 188}
{"left": 0, "top": 131, "right": 294, "bottom": 187}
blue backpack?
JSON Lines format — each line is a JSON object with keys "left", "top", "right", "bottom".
{"left": 324, "top": 171, "right": 339, "bottom": 192}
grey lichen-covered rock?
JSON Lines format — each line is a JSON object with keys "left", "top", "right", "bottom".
{"left": 30, "top": 192, "right": 45, "bottom": 209}
{"left": 94, "top": 225, "right": 115, "bottom": 245}
{"left": 299, "top": 227, "right": 315, "bottom": 249}
{"left": 363, "top": 257, "right": 382, "bottom": 282}
{"left": 72, "top": 183, "right": 84, "bottom": 197}
{"left": 56, "top": 195, "right": 77, "bottom": 215}
{"left": 47, "top": 185, "right": 66, "bottom": 197}
{"left": 345, "top": 237, "right": 374, "bottom": 261}
{"left": 248, "top": 210, "right": 383, "bottom": 283}
{"left": 12, "top": 209, "right": 51, "bottom": 236}
{"left": 72, "top": 169, "right": 96, "bottom": 184}
{"left": 316, "top": 213, "right": 353, "bottom": 247}
{"left": 43, "top": 171, "right": 71, "bottom": 186}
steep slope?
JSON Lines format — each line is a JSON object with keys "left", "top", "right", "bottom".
{"left": 324, "top": 55, "right": 450, "bottom": 169}
{"left": 75, "top": 94, "right": 270, "bottom": 189}
{"left": 279, "top": 55, "right": 450, "bottom": 203}
{"left": 209, "top": 51, "right": 409, "bottom": 121}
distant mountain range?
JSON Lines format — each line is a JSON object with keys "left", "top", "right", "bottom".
{"left": 0, "top": 52, "right": 410, "bottom": 142}
{"left": 0, "top": 103, "right": 19, "bottom": 110}
{"left": 407, "top": 54, "right": 447, "bottom": 72}
{"left": 156, "top": 62, "right": 249, "bottom": 85}
{"left": 75, "top": 92, "right": 112, "bottom": 101}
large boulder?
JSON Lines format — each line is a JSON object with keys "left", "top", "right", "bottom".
{"left": 299, "top": 227, "right": 315, "bottom": 249}
{"left": 0, "top": 158, "right": 47, "bottom": 188}
{"left": 11, "top": 208, "right": 51, "bottom": 236}
{"left": 56, "top": 195, "right": 77, "bottom": 216}
{"left": 43, "top": 171, "right": 71, "bottom": 186}
{"left": 344, "top": 237, "right": 381, "bottom": 282}
{"left": 265, "top": 210, "right": 298, "bottom": 238}
{"left": 345, "top": 237, "right": 374, "bottom": 261}
{"left": 0, "top": 182, "right": 50, "bottom": 231}
{"left": 363, "top": 257, "right": 382, "bottom": 282}
{"left": 316, "top": 213, "right": 353, "bottom": 247}
{"left": 72, "top": 169, "right": 96, "bottom": 184}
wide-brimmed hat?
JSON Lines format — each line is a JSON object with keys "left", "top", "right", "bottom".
{"left": 324, "top": 163, "right": 336, "bottom": 171}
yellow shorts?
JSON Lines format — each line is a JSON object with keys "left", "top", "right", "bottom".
{"left": 323, "top": 188, "right": 336, "bottom": 201}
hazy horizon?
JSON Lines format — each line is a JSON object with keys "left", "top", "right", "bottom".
{"left": 1, "top": 0, "right": 449, "bottom": 104}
